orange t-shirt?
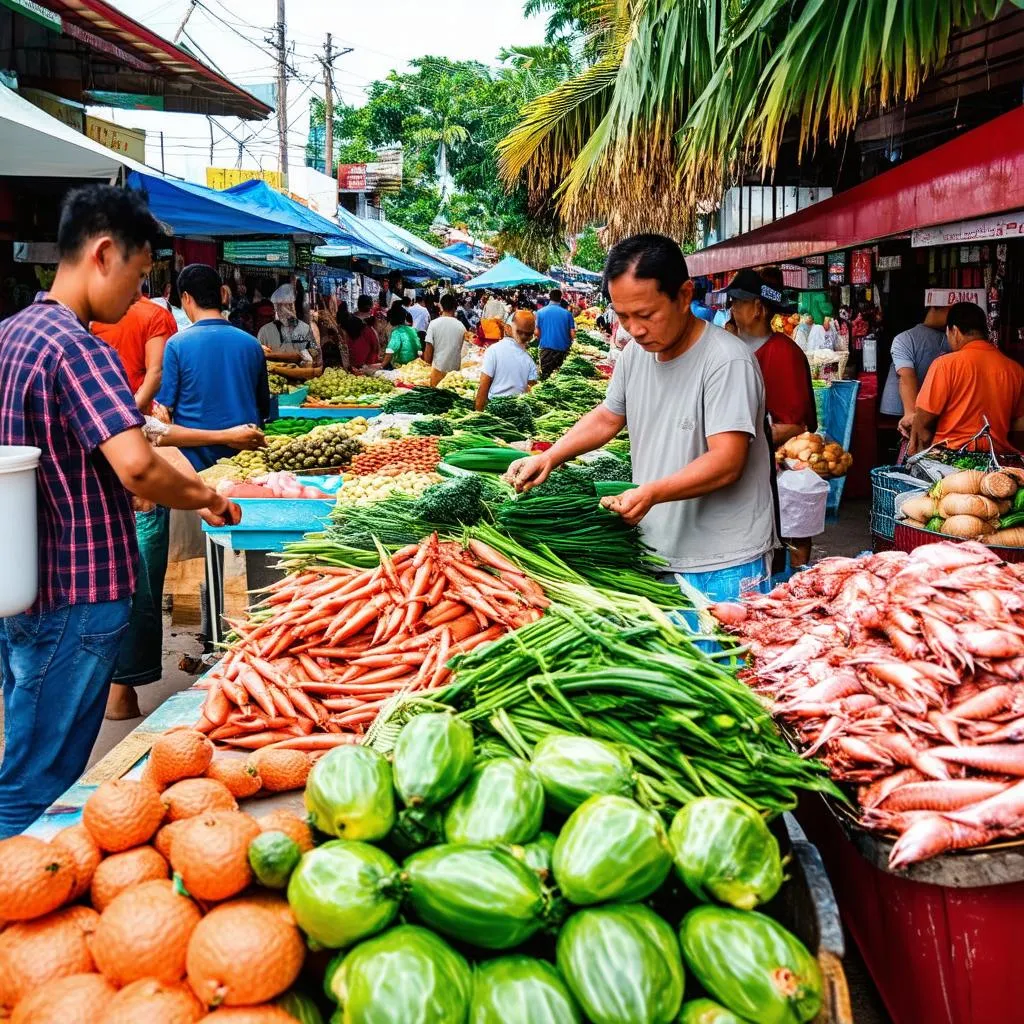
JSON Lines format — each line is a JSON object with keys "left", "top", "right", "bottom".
{"left": 93, "top": 298, "right": 178, "bottom": 395}
{"left": 917, "top": 340, "right": 1024, "bottom": 453}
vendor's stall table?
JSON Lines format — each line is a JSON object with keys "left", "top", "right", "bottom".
{"left": 203, "top": 497, "right": 333, "bottom": 645}
{"left": 289, "top": 405, "right": 383, "bottom": 419}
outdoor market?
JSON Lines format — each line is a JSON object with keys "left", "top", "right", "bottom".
{"left": 3, "top": 2, "right": 1024, "bottom": 1023}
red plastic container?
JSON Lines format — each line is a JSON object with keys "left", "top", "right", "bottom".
{"left": 799, "top": 798, "right": 1024, "bottom": 1024}
{"left": 894, "top": 522, "right": 1024, "bottom": 563}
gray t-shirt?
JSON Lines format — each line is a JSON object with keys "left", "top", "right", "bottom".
{"left": 426, "top": 316, "right": 466, "bottom": 374}
{"left": 604, "top": 324, "right": 776, "bottom": 573}
{"left": 879, "top": 324, "right": 950, "bottom": 416}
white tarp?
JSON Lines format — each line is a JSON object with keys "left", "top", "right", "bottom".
{"left": 0, "top": 83, "right": 126, "bottom": 179}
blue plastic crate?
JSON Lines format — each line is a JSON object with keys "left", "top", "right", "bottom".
{"left": 870, "top": 465, "right": 925, "bottom": 539}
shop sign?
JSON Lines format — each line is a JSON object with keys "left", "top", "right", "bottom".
{"left": 84, "top": 90, "right": 164, "bottom": 111}
{"left": 827, "top": 252, "right": 846, "bottom": 284}
{"left": 876, "top": 254, "right": 902, "bottom": 271}
{"left": 803, "top": 254, "right": 826, "bottom": 266}
{"left": 338, "top": 164, "right": 368, "bottom": 192}
{"left": 0, "top": 0, "right": 60, "bottom": 31}
{"left": 850, "top": 248, "right": 873, "bottom": 285}
{"left": 20, "top": 87, "right": 83, "bottom": 132}
{"left": 206, "top": 167, "right": 283, "bottom": 190}
{"left": 924, "top": 287, "right": 987, "bottom": 311}
{"left": 222, "top": 240, "right": 294, "bottom": 267}
{"left": 85, "top": 116, "right": 145, "bottom": 162}
{"left": 912, "top": 210, "right": 1024, "bottom": 247}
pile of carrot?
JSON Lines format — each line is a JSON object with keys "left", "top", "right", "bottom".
{"left": 194, "top": 534, "right": 547, "bottom": 751}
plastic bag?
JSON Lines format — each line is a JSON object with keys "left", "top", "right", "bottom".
{"left": 777, "top": 467, "right": 829, "bottom": 538}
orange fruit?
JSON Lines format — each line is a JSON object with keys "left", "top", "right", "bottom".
{"left": 257, "top": 811, "right": 313, "bottom": 854}
{"left": 83, "top": 779, "right": 166, "bottom": 852}
{"left": 155, "top": 819, "right": 193, "bottom": 861}
{"left": 90, "top": 845, "right": 168, "bottom": 911}
{"left": 91, "top": 879, "right": 200, "bottom": 986}
{"left": 52, "top": 825, "right": 102, "bottom": 902}
{"left": 0, "top": 905, "right": 97, "bottom": 1011}
{"left": 197, "top": 1008, "right": 297, "bottom": 1023}
{"left": 247, "top": 750, "right": 310, "bottom": 793}
{"left": 150, "top": 730, "right": 215, "bottom": 786}
{"left": 140, "top": 759, "right": 166, "bottom": 793}
{"left": 186, "top": 902, "right": 304, "bottom": 1007}
{"left": 100, "top": 978, "right": 204, "bottom": 1024}
{"left": 10, "top": 972, "right": 115, "bottom": 1024}
{"left": 170, "top": 813, "right": 259, "bottom": 902}
{"left": 206, "top": 758, "right": 263, "bottom": 799}
{"left": 163, "top": 779, "right": 238, "bottom": 822}
{"left": 0, "top": 835, "right": 75, "bottom": 920}
{"left": 229, "top": 891, "right": 296, "bottom": 927}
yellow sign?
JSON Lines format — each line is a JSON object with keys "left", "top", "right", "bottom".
{"left": 206, "top": 167, "right": 284, "bottom": 191}
{"left": 85, "top": 116, "right": 146, "bottom": 162}
{"left": 20, "top": 88, "right": 84, "bottom": 132}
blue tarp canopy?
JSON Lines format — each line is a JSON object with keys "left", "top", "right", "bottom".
{"left": 127, "top": 170, "right": 356, "bottom": 242}
{"left": 224, "top": 179, "right": 353, "bottom": 243}
{"left": 463, "top": 254, "right": 555, "bottom": 290}
{"left": 550, "top": 263, "right": 602, "bottom": 285}
{"left": 371, "top": 220, "right": 481, "bottom": 276}
{"left": 441, "top": 241, "right": 489, "bottom": 263}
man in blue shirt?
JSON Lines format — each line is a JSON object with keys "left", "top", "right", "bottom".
{"left": 535, "top": 287, "right": 576, "bottom": 378}
{"left": 157, "top": 264, "right": 270, "bottom": 469}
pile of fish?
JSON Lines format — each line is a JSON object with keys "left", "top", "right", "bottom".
{"left": 712, "top": 541, "right": 1024, "bottom": 868}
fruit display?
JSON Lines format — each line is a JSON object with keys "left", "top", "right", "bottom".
{"left": 775, "top": 432, "right": 853, "bottom": 478}
{"left": 268, "top": 373, "right": 290, "bottom": 396}
{"left": 335, "top": 469, "right": 442, "bottom": 507}
{"left": 257, "top": 426, "right": 362, "bottom": 474}
{"left": 306, "top": 368, "right": 394, "bottom": 405}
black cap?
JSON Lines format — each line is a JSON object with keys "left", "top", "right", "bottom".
{"left": 724, "top": 269, "right": 794, "bottom": 312}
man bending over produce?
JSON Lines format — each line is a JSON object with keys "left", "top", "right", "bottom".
{"left": 508, "top": 233, "right": 776, "bottom": 602}
{"left": 0, "top": 185, "right": 241, "bottom": 837}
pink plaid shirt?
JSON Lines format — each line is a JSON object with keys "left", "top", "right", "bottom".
{"left": 0, "top": 296, "right": 143, "bottom": 611}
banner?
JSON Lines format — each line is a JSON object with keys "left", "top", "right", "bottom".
{"left": 912, "top": 211, "right": 1024, "bottom": 247}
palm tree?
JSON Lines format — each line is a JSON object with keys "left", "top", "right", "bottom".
{"left": 499, "top": 0, "right": 1007, "bottom": 241}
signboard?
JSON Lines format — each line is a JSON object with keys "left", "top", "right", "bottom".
{"left": 876, "top": 254, "right": 902, "bottom": 271}
{"left": 803, "top": 254, "right": 826, "bottom": 266}
{"left": 222, "top": 240, "right": 293, "bottom": 267}
{"left": 850, "top": 248, "right": 873, "bottom": 285}
{"left": 85, "top": 116, "right": 145, "bottom": 162}
{"left": 206, "top": 167, "right": 283, "bottom": 190}
{"left": 827, "top": 252, "right": 846, "bottom": 284}
{"left": 0, "top": 0, "right": 60, "bottom": 31}
{"left": 338, "top": 164, "right": 368, "bottom": 192}
{"left": 912, "top": 211, "right": 1024, "bottom": 248}
{"left": 20, "top": 88, "right": 83, "bottom": 132}
{"left": 924, "top": 287, "right": 987, "bottom": 311}
{"left": 84, "top": 91, "right": 164, "bottom": 111}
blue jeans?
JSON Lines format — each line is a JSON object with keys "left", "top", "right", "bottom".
{"left": 0, "top": 599, "right": 131, "bottom": 837}
{"left": 664, "top": 553, "right": 773, "bottom": 604}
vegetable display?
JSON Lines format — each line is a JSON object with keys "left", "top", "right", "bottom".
{"left": 714, "top": 540, "right": 1024, "bottom": 866}
{"left": 306, "top": 368, "right": 394, "bottom": 404}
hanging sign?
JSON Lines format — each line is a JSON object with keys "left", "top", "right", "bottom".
{"left": 850, "top": 248, "right": 873, "bottom": 285}
{"left": 85, "top": 116, "right": 145, "bottom": 162}
{"left": 338, "top": 164, "right": 368, "bottom": 191}
{"left": 827, "top": 252, "right": 846, "bottom": 284}
{"left": 912, "top": 211, "right": 1024, "bottom": 247}
{"left": 876, "top": 254, "right": 902, "bottom": 271}
{"left": 924, "top": 287, "right": 987, "bottom": 311}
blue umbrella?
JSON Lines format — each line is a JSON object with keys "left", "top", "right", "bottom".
{"left": 463, "top": 254, "right": 555, "bottom": 290}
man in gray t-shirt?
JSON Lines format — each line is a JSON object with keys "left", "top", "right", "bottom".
{"left": 425, "top": 293, "right": 469, "bottom": 385}
{"left": 879, "top": 310, "right": 950, "bottom": 433}
{"left": 507, "top": 234, "right": 776, "bottom": 593}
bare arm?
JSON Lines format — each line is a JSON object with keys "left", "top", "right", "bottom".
{"left": 897, "top": 367, "right": 920, "bottom": 435}
{"left": 99, "top": 428, "right": 239, "bottom": 523}
{"left": 908, "top": 409, "right": 939, "bottom": 455}
{"left": 507, "top": 404, "right": 625, "bottom": 491}
{"left": 771, "top": 422, "right": 804, "bottom": 447}
{"left": 135, "top": 334, "right": 169, "bottom": 411}
{"left": 602, "top": 431, "right": 751, "bottom": 526}
{"left": 163, "top": 424, "right": 265, "bottom": 450}
{"left": 475, "top": 373, "right": 493, "bottom": 411}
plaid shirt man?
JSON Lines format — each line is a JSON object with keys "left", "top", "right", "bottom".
{"left": 0, "top": 295, "right": 143, "bottom": 611}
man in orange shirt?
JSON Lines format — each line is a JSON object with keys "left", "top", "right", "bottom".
{"left": 93, "top": 289, "right": 178, "bottom": 412}
{"left": 910, "top": 301, "right": 1024, "bottom": 455}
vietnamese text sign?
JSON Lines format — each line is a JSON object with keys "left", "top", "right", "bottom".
{"left": 912, "top": 211, "right": 1024, "bottom": 247}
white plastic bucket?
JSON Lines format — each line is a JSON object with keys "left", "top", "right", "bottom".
{"left": 0, "top": 445, "right": 41, "bottom": 617}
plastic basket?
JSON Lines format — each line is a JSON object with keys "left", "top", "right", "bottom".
{"left": 870, "top": 466, "right": 924, "bottom": 539}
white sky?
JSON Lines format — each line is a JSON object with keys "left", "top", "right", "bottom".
{"left": 98, "top": 0, "right": 545, "bottom": 183}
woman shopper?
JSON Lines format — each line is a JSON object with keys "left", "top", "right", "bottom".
{"left": 382, "top": 303, "right": 422, "bottom": 368}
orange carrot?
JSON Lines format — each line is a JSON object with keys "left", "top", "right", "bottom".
{"left": 239, "top": 667, "right": 277, "bottom": 718}
{"left": 297, "top": 653, "right": 325, "bottom": 682}
{"left": 223, "top": 729, "right": 299, "bottom": 748}
{"left": 422, "top": 601, "right": 470, "bottom": 628}
{"left": 264, "top": 733, "right": 359, "bottom": 750}
{"left": 203, "top": 679, "right": 231, "bottom": 726}
{"left": 270, "top": 684, "right": 297, "bottom": 719}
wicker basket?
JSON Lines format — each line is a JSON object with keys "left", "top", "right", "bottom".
{"left": 870, "top": 466, "right": 925, "bottom": 540}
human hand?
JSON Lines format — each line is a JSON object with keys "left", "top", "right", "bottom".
{"left": 898, "top": 413, "right": 914, "bottom": 438}
{"left": 223, "top": 425, "right": 266, "bottom": 450}
{"left": 199, "top": 494, "right": 242, "bottom": 527}
{"left": 505, "top": 453, "right": 553, "bottom": 492}
{"left": 600, "top": 485, "right": 654, "bottom": 526}
{"left": 132, "top": 496, "right": 156, "bottom": 513}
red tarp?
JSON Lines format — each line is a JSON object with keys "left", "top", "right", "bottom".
{"left": 687, "top": 105, "right": 1024, "bottom": 277}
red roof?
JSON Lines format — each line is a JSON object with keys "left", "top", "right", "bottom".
{"left": 687, "top": 104, "right": 1024, "bottom": 277}
{"left": 46, "top": 0, "right": 272, "bottom": 119}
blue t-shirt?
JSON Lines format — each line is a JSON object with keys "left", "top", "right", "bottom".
{"left": 536, "top": 303, "right": 575, "bottom": 352}
{"left": 156, "top": 318, "right": 270, "bottom": 469}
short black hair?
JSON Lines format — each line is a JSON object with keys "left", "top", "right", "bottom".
{"left": 604, "top": 233, "right": 689, "bottom": 297}
{"left": 388, "top": 270, "right": 403, "bottom": 284}
{"left": 57, "top": 184, "right": 162, "bottom": 261}
{"left": 549, "top": 288, "right": 563, "bottom": 302}
{"left": 947, "top": 301, "right": 988, "bottom": 338}
{"left": 177, "top": 264, "right": 223, "bottom": 310}
{"left": 387, "top": 303, "right": 408, "bottom": 327}
{"left": 441, "top": 292, "right": 457, "bottom": 312}
{"left": 357, "top": 294, "right": 373, "bottom": 313}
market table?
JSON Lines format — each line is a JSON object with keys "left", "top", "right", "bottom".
{"left": 279, "top": 405, "right": 383, "bottom": 420}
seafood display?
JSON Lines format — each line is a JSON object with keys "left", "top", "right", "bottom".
{"left": 713, "top": 541, "right": 1024, "bottom": 868}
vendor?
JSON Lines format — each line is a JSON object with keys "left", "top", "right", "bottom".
{"left": 475, "top": 309, "right": 539, "bottom": 410}
{"left": 508, "top": 234, "right": 776, "bottom": 601}
{"left": 910, "top": 301, "right": 1024, "bottom": 456}
{"left": 879, "top": 306, "right": 949, "bottom": 439}
{"left": 258, "top": 284, "right": 323, "bottom": 381}
{"left": 381, "top": 303, "right": 422, "bottom": 368}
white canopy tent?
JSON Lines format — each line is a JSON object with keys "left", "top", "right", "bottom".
{"left": 0, "top": 83, "right": 130, "bottom": 179}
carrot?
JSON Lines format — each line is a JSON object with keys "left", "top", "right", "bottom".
{"left": 343, "top": 663, "right": 412, "bottom": 686}
{"left": 467, "top": 538, "right": 523, "bottom": 574}
{"left": 349, "top": 652, "right": 424, "bottom": 668}
{"left": 248, "top": 654, "right": 288, "bottom": 689}
{"left": 269, "top": 684, "right": 297, "bottom": 719}
{"left": 221, "top": 676, "right": 248, "bottom": 707}
{"left": 399, "top": 613, "right": 480, "bottom": 650}
{"left": 264, "top": 733, "right": 359, "bottom": 750}
{"left": 453, "top": 624, "right": 505, "bottom": 653}
{"left": 193, "top": 714, "right": 216, "bottom": 734}
{"left": 421, "top": 601, "right": 471, "bottom": 629}
{"left": 287, "top": 686, "right": 324, "bottom": 724}
{"left": 222, "top": 729, "right": 300, "bottom": 748}
{"left": 431, "top": 627, "right": 451, "bottom": 688}
{"left": 203, "top": 680, "right": 231, "bottom": 726}
{"left": 425, "top": 572, "right": 447, "bottom": 606}
{"left": 239, "top": 667, "right": 277, "bottom": 718}
{"left": 297, "top": 653, "right": 326, "bottom": 682}
{"left": 332, "top": 595, "right": 390, "bottom": 643}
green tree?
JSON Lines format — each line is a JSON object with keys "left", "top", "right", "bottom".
{"left": 573, "top": 225, "right": 606, "bottom": 272}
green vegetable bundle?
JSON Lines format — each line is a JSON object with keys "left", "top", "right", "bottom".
{"left": 524, "top": 375, "right": 606, "bottom": 417}
{"left": 447, "top": 410, "right": 527, "bottom": 442}
{"left": 265, "top": 416, "right": 344, "bottom": 436}
{"left": 408, "top": 416, "right": 453, "bottom": 436}
{"left": 487, "top": 395, "right": 536, "bottom": 435}
{"left": 445, "top": 447, "right": 528, "bottom": 474}
{"left": 438, "top": 431, "right": 513, "bottom": 456}
{"left": 382, "top": 386, "right": 471, "bottom": 415}
{"left": 558, "top": 355, "right": 599, "bottom": 379}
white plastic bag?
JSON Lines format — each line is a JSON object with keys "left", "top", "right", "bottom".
{"left": 777, "top": 467, "right": 829, "bottom": 538}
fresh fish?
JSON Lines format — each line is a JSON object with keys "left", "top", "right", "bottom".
{"left": 879, "top": 779, "right": 1010, "bottom": 813}
{"left": 929, "top": 744, "right": 1024, "bottom": 776}
{"left": 888, "top": 814, "right": 988, "bottom": 869}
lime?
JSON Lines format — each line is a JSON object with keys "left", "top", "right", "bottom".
{"left": 248, "top": 830, "right": 301, "bottom": 889}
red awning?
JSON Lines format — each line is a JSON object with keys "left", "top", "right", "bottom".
{"left": 687, "top": 105, "right": 1024, "bottom": 277}
{"left": 46, "top": 0, "right": 272, "bottom": 120}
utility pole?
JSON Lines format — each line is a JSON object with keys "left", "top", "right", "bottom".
{"left": 172, "top": 0, "right": 196, "bottom": 44}
{"left": 323, "top": 32, "right": 333, "bottom": 178}
{"left": 208, "top": 115, "right": 214, "bottom": 165}
{"left": 159, "top": 131, "right": 165, "bottom": 174}
{"left": 275, "top": 0, "right": 288, "bottom": 188}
